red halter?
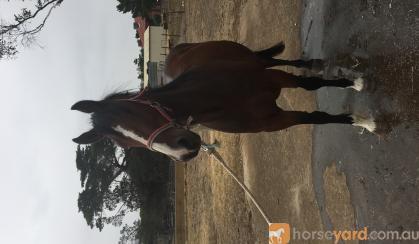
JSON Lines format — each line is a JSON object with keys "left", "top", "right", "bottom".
{"left": 125, "top": 88, "right": 180, "bottom": 151}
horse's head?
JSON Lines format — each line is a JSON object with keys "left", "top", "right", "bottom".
{"left": 71, "top": 93, "right": 201, "bottom": 161}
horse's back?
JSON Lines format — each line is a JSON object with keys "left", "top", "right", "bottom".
{"left": 165, "top": 41, "right": 261, "bottom": 81}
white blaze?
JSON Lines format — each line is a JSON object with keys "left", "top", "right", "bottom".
{"left": 112, "top": 125, "right": 193, "bottom": 159}
{"left": 113, "top": 125, "right": 147, "bottom": 145}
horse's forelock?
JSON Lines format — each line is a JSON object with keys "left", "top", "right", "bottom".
{"left": 90, "top": 90, "right": 144, "bottom": 134}
{"left": 90, "top": 111, "right": 115, "bottom": 135}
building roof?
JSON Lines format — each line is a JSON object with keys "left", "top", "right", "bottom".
{"left": 133, "top": 17, "right": 149, "bottom": 47}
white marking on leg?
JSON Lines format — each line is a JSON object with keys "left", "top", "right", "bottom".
{"left": 350, "top": 77, "right": 364, "bottom": 91}
{"left": 351, "top": 115, "right": 376, "bottom": 132}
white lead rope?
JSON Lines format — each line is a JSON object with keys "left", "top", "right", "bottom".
{"left": 201, "top": 143, "right": 272, "bottom": 225}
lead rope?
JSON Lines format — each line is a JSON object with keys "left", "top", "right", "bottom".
{"left": 201, "top": 143, "right": 272, "bottom": 225}
{"left": 130, "top": 90, "right": 271, "bottom": 223}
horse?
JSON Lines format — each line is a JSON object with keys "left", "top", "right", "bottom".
{"left": 164, "top": 40, "right": 323, "bottom": 82}
{"left": 72, "top": 40, "right": 375, "bottom": 161}
{"left": 269, "top": 228, "right": 285, "bottom": 244}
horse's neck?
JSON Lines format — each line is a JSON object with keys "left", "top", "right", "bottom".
{"left": 165, "top": 43, "right": 199, "bottom": 81}
{"left": 148, "top": 89, "right": 197, "bottom": 117}
{"left": 148, "top": 85, "right": 220, "bottom": 124}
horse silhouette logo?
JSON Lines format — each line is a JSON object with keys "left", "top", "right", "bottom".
{"left": 269, "top": 223, "right": 290, "bottom": 244}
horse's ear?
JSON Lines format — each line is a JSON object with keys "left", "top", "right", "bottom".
{"left": 71, "top": 100, "right": 103, "bottom": 113}
{"left": 72, "top": 129, "right": 103, "bottom": 144}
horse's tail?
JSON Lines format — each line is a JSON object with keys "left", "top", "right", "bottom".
{"left": 254, "top": 41, "right": 285, "bottom": 58}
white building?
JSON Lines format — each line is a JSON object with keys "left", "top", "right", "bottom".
{"left": 143, "top": 26, "right": 167, "bottom": 88}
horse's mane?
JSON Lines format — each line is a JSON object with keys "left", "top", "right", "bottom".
{"left": 147, "top": 83, "right": 177, "bottom": 94}
{"left": 102, "top": 90, "right": 138, "bottom": 101}
{"left": 146, "top": 69, "right": 198, "bottom": 95}
{"left": 90, "top": 80, "right": 185, "bottom": 135}
{"left": 102, "top": 72, "right": 190, "bottom": 102}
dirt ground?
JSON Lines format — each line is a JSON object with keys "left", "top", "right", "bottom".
{"left": 304, "top": 1, "right": 419, "bottom": 243}
{"left": 166, "top": 0, "right": 418, "bottom": 243}
{"left": 168, "top": 0, "right": 326, "bottom": 243}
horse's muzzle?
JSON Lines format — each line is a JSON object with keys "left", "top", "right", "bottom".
{"left": 180, "top": 149, "right": 200, "bottom": 162}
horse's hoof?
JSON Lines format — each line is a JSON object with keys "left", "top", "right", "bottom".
{"left": 351, "top": 115, "right": 376, "bottom": 133}
{"left": 351, "top": 76, "right": 377, "bottom": 93}
{"left": 350, "top": 77, "right": 365, "bottom": 91}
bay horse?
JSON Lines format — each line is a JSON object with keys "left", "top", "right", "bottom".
{"left": 164, "top": 40, "right": 323, "bottom": 82}
{"left": 72, "top": 40, "right": 375, "bottom": 161}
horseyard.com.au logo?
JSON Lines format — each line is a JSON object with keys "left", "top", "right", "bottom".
{"left": 268, "top": 223, "right": 419, "bottom": 243}
{"left": 269, "top": 223, "right": 290, "bottom": 244}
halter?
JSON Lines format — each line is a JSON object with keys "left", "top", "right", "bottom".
{"left": 123, "top": 88, "right": 184, "bottom": 151}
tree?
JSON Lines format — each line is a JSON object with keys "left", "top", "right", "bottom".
{"left": 116, "top": 0, "right": 139, "bottom": 16}
{"left": 134, "top": 48, "right": 144, "bottom": 80}
{"left": 76, "top": 139, "right": 135, "bottom": 231}
{"left": 116, "top": 0, "right": 158, "bottom": 21}
{"left": 124, "top": 148, "right": 173, "bottom": 244}
{"left": 76, "top": 139, "right": 174, "bottom": 243}
{"left": 0, "top": 0, "right": 63, "bottom": 60}
{"left": 119, "top": 220, "right": 140, "bottom": 244}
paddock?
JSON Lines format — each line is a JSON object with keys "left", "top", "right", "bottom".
{"left": 165, "top": 0, "right": 418, "bottom": 243}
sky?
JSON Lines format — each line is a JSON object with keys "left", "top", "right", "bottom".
{"left": 0, "top": 0, "right": 141, "bottom": 243}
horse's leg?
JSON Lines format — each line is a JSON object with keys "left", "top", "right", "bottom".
{"left": 262, "top": 110, "right": 376, "bottom": 132}
{"left": 263, "top": 69, "right": 364, "bottom": 91}
{"left": 264, "top": 57, "right": 323, "bottom": 69}
{"left": 253, "top": 42, "right": 322, "bottom": 69}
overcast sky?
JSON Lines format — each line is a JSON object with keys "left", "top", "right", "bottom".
{"left": 0, "top": 0, "right": 140, "bottom": 243}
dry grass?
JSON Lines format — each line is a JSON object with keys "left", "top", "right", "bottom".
{"left": 169, "top": 0, "right": 329, "bottom": 243}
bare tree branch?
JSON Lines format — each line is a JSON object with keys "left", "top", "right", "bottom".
{"left": 0, "top": 0, "right": 61, "bottom": 34}
{"left": 0, "top": 0, "right": 63, "bottom": 59}
{"left": 114, "top": 202, "right": 127, "bottom": 217}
